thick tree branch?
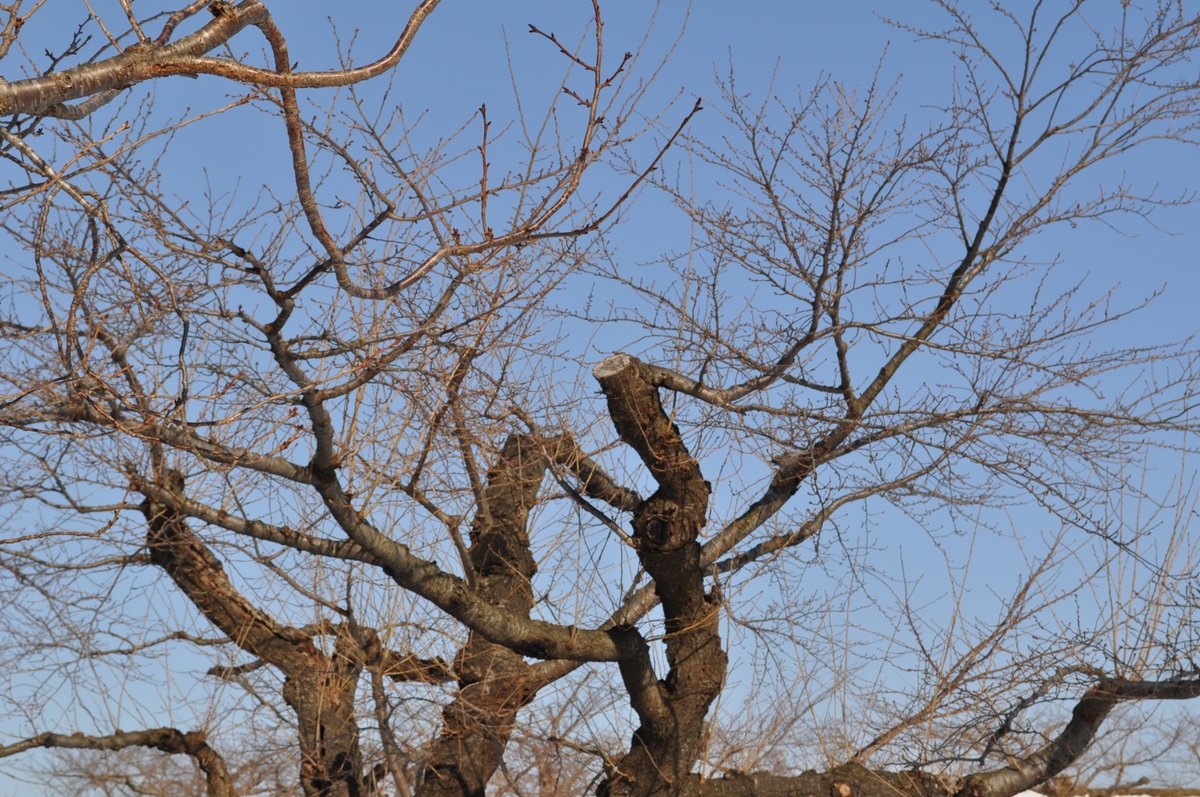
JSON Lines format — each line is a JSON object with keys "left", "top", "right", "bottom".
{"left": 137, "top": 468, "right": 369, "bottom": 796}
{"left": 593, "top": 353, "right": 726, "bottom": 797}
{"left": 593, "top": 353, "right": 709, "bottom": 552}
{"left": 544, "top": 433, "right": 642, "bottom": 513}
{"left": 132, "top": 475, "right": 380, "bottom": 565}
{"left": 421, "top": 434, "right": 548, "bottom": 797}
{"left": 680, "top": 763, "right": 951, "bottom": 797}
{"left": 139, "top": 468, "right": 315, "bottom": 667}
{"left": 0, "top": 0, "right": 443, "bottom": 117}
{"left": 959, "top": 674, "right": 1200, "bottom": 797}
{"left": 308, "top": 457, "right": 624, "bottom": 662}
{"left": 0, "top": 1, "right": 268, "bottom": 116}
{"left": 0, "top": 728, "right": 235, "bottom": 797}
{"left": 348, "top": 624, "right": 454, "bottom": 685}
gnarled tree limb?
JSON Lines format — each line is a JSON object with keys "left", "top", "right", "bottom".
{"left": 0, "top": 728, "right": 235, "bottom": 797}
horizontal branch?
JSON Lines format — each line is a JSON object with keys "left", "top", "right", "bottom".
{"left": 0, "top": 728, "right": 234, "bottom": 797}
{"left": 680, "top": 763, "right": 947, "bottom": 797}
{"left": 0, "top": 0, "right": 442, "bottom": 117}
{"left": 310, "top": 466, "right": 624, "bottom": 662}
{"left": 0, "top": 1, "right": 268, "bottom": 116}
{"left": 37, "top": 397, "right": 315, "bottom": 483}
{"left": 348, "top": 624, "right": 454, "bottom": 684}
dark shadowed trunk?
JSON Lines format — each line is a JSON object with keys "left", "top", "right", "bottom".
{"left": 594, "top": 355, "right": 728, "bottom": 796}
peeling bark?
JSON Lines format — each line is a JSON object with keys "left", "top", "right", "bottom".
{"left": 0, "top": 1, "right": 269, "bottom": 116}
{"left": 0, "top": 0, "right": 444, "bottom": 118}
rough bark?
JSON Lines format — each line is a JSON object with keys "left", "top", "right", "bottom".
{"left": 141, "top": 469, "right": 369, "bottom": 797}
{"left": 593, "top": 355, "right": 727, "bottom": 797}
{"left": 418, "top": 434, "right": 546, "bottom": 797}
{"left": 669, "top": 676, "right": 1200, "bottom": 797}
{"left": 682, "top": 764, "right": 954, "bottom": 797}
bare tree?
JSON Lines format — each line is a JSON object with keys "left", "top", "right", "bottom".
{"left": 1, "top": 2, "right": 1199, "bottom": 796}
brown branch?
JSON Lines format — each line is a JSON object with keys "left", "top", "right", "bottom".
{"left": 306, "top": 81, "right": 701, "bottom": 300}
{"left": 543, "top": 433, "right": 641, "bottom": 512}
{"left": 155, "top": 0, "right": 221, "bottom": 46}
{"left": 0, "top": 0, "right": 444, "bottom": 117}
{"left": 0, "top": 728, "right": 235, "bottom": 797}
{"left": 593, "top": 353, "right": 708, "bottom": 551}
{"left": 370, "top": 669, "right": 415, "bottom": 797}
{"left": 679, "top": 762, "right": 951, "bottom": 797}
{"left": 420, "top": 434, "right": 548, "bottom": 797}
{"left": 139, "top": 469, "right": 314, "bottom": 667}
{"left": 610, "top": 624, "right": 671, "bottom": 738}
{"left": 131, "top": 474, "right": 379, "bottom": 565}
{"left": 0, "top": 1, "right": 269, "bottom": 116}
{"left": 137, "top": 468, "right": 370, "bottom": 794}
{"left": 207, "top": 659, "right": 266, "bottom": 679}
{"left": 152, "top": 0, "right": 442, "bottom": 89}
{"left": 252, "top": 245, "right": 624, "bottom": 665}
{"left": 349, "top": 624, "right": 454, "bottom": 685}
{"left": 593, "top": 353, "right": 726, "bottom": 796}
{"left": 41, "top": 395, "right": 314, "bottom": 484}
{"left": 960, "top": 674, "right": 1200, "bottom": 797}
{"left": 308, "top": 450, "right": 624, "bottom": 662}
